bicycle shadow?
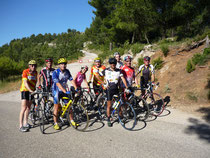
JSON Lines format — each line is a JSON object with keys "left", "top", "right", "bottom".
{"left": 40, "top": 122, "right": 70, "bottom": 135}
{"left": 111, "top": 117, "right": 147, "bottom": 131}
{"left": 185, "top": 118, "right": 210, "bottom": 143}
{"left": 157, "top": 96, "right": 171, "bottom": 117}
{"left": 84, "top": 112, "right": 105, "bottom": 132}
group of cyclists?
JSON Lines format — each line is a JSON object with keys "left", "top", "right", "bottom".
{"left": 19, "top": 52, "right": 155, "bottom": 132}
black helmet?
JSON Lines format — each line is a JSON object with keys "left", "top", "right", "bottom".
{"left": 144, "top": 56, "right": 151, "bottom": 61}
{"left": 109, "top": 58, "right": 117, "bottom": 65}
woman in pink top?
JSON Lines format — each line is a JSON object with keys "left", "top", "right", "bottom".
{"left": 74, "top": 66, "right": 89, "bottom": 90}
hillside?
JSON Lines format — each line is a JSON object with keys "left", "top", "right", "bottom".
{"left": 151, "top": 44, "right": 209, "bottom": 116}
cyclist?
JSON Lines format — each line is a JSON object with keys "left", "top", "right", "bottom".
{"left": 121, "top": 55, "right": 138, "bottom": 88}
{"left": 52, "top": 58, "right": 78, "bottom": 130}
{"left": 114, "top": 52, "right": 123, "bottom": 69}
{"left": 88, "top": 57, "right": 106, "bottom": 99}
{"left": 100, "top": 58, "right": 129, "bottom": 127}
{"left": 136, "top": 56, "right": 155, "bottom": 95}
{"left": 37, "top": 58, "right": 55, "bottom": 92}
{"left": 19, "top": 60, "right": 38, "bottom": 132}
{"left": 73, "top": 66, "right": 89, "bottom": 90}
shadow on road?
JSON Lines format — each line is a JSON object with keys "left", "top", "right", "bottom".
{"left": 196, "top": 107, "right": 210, "bottom": 123}
{"left": 185, "top": 118, "right": 210, "bottom": 143}
{"left": 164, "top": 96, "right": 171, "bottom": 107}
{"left": 41, "top": 123, "right": 70, "bottom": 135}
{"left": 85, "top": 118, "right": 105, "bottom": 132}
{"left": 132, "top": 120, "right": 147, "bottom": 131}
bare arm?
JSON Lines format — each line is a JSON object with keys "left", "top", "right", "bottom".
{"left": 88, "top": 74, "right": 92, "bottom": 82}
{"left": 56, "top": 83, "right": 67, "bottom": 93}
{"left": 151, "top": 74, "right": 155, "bottom": 82}
{"left": 23, "top": 80, "right": 33, "bottom": 92}
{"left": 70, "top": 80, "right": 78, "bottom": 90}
{"left": 121, "top": 76, "right": 128, "bottom": 89}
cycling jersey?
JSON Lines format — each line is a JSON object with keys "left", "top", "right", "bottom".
{"left": 20, "top": 69, "right": 37, "bottom": 92}
{"left": 39, "top": 67, "right": 55, "bottom": 91}
{"left": 52, "top": 68, "right": 73, "bottom": 92}
{"left": 102, "top": 68, "right": 123, "bottom": 90}
{"left": 91, "top": 65, "right": 106, "bottom": 86}
{"left": 52, "top": 68, "right": 73, "bottom": 104}
{"left": 138, "top": 64, "right": 155, "bottom": 82}
{"left": 75, "top": 72, "right": 86, "bottom": 87}
{"left": 121, "top": 65, "right": 135, "bottom": 87}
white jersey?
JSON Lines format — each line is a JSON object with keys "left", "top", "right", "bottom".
{"left": 102, "top": 68, "right": 123, "bottom": 89}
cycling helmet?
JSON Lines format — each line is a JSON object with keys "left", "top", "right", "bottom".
{"left": 114, "top": 52, "right": 120, "bottom": 57}
{"left": 124, "top": 56, "right": 132, "bottom": 61}
{"left": 81, "top": 66, "right": 88, "bottom": 71}
{"left": 58, "top": 58, "right": 67, "bottom": 64}
{"left": 109, "top": 58, "right": 117, "bottom": 65}
{"left": 45, "top": 58, "right": 53, "bottom": 62}
{"left": 144, "top": 56, "right": 150, "bottom": 61}
{"left": 94, "top": 57, "right": 101, "bottom": 62}
{"left": 28, "top": 60, "right": 36, "bottom": 65}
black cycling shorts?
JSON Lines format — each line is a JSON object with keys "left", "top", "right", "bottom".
{"left": 93, "top": 84, "right": 102, "bottom": 96}
{"left": 106, "top": 88, "right": 119, "bottom": 101}
{"left": 21, "top": 91, "right": 34, "bottom": 101}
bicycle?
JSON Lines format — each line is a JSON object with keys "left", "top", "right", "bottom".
{"left": 58, "top": 92, "right": 89, "bottom": 132}
{"left": 141, "top": 82, "right": 165, "bottom": 116}
{"left": 97, "top": 91, "right": 137, "bottom": 130}
{"left": 81, "top": 82, "right": 104, "bottom": 111}
{"left": 30, "top": 89, "right": 54, "bottom": 133}
{"left": 127, "top": 87, "right": 150, "bottom": 121}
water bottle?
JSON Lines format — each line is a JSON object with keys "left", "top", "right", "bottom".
{"left": 112, "top": 101, "right": 118, "bottom": 109}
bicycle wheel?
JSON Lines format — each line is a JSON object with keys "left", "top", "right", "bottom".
{"left": 67, "top": 103, "right": 89, "bottom": 131}
{"left": 118, "top": 102, "right": 136, "bottom": 130}
{"left": 43, "top": 99, "right": 54, "bottom": 123}
{"left": 29, "top": 100, "right": 39, "bottom": 125}
{"left": 96, "top": 94, "right": 107, "bottom": 120}
{"left": 146, "top": 93, "right": 165, "bottom": 116}
{"left": 130, "top": 97, "right": 149, "bottom": 121}
{"left": 37, "top": 102, "right": 45, "bottom": 134}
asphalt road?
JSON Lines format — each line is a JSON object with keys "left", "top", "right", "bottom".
{"left": 0, "top": 51, "right": 210, "bottom": 158}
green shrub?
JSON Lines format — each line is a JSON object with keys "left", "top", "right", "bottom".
{"left": 191, "top": 48, "right": 210, "bottom": 66}
{"left": 186, "top": 59, "right": 195, "bottom": 73}
{"left": 137, "top": 57, "right": 144, "bottom": 67}
{"left": 192, "top": 53, "right": 204, "bottom": 65}
{"left": 152, "top": 57, "right": 164, "bottom": 70}
{"left": 160, "top": 44, "right": 169, "bottom": 57}
{"left": 131, "top": 43, "right": 144, "bottom": 55}
{"left": 203, "top": 48, "right": 210, "bottom": 56}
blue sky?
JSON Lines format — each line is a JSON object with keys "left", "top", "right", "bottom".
{"left": 0, "top": 0, "right": 95, "bottom": 46}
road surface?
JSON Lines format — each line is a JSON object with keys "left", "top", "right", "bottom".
{"left": 0, "top": 51, "right": 210, "bottom": 158}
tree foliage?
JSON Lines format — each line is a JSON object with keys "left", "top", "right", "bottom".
{"left": 87, "top": 0, "right": 210, "bottom": 46}
{"left": 0, "top": 29, "right": 85, "bottom": 80}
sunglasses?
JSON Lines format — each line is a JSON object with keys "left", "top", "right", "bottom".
{"left": 30, "top": 64, "right": 37, "bottom": 67}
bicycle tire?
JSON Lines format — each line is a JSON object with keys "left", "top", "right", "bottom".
{"left": 146, "top": 93, "right": 165, "bottom": 116}
{"left": 96, "top": 94, "right": 107, "bottom": 120}
{"left": 118, "top": 102, "right": 136, "bottom": 130}
{"left": 43, "top": 99, "right": 54, "bottom": 123}
{"left": 37, "top": 102, "right": 45, "bottom": 134}
{"left": 29, "top": 100, "right": 39, "bottom": 125}
{"left": 67, "top": 103, "right": 89, "bottom": 132}
{"left": 130, "top": 96, "right": 150, "bottom": 121}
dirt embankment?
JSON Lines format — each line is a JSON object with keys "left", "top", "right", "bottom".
{"left": 152, "top": 45, "right": 210, "bottom": 116}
